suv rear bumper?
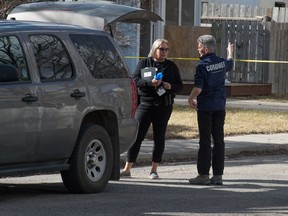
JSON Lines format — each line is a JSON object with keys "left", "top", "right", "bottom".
{"left": 118, "top": 118, "right": 139, "bottom": 154}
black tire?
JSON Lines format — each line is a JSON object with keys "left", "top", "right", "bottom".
{"left": 61, "top": 124, "right": 113, "bottom": 193}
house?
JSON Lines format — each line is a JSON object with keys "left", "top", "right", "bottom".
{"left": 200, "top": 0, "right": 288, "bottom": 95}
{"left": 20, "top": 0, "right": 288, "bottom": 94}
{"left": 114, "top": 0, "right": 282, "bottom": 95}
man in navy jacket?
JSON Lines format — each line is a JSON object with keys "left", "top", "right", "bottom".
{"left": 188, "top": 35, "right": 234, "bottom": 185}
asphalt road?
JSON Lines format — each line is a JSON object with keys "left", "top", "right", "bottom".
{"left": 0, "top": 155, "right": 287, "bottom": 216}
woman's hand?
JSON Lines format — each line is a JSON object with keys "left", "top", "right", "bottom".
{"left": 162, "top": 81, "right": 171, "bottom": 90}
{"left": 151, "top": 79, "right": 162, "bottom": 87}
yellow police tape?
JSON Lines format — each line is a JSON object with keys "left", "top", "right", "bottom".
{"left": 235, "top": 59, "right": 288, "bottom": 63}
{"left": 125, "top": 56, "right": 288, "bottom": 63}
{"left": 125, "top": 56, "right": 199, "bottom": 61}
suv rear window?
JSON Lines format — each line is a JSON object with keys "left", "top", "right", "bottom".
{"left": 70, "top": 34, "right": 128, "bottom": 79}
{"left": 30, "top": 34, "right": 74, "bottom": 81}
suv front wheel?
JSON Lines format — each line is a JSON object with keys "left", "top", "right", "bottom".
{"left": 61, "top": 124, "right": 113, "bottom": 193}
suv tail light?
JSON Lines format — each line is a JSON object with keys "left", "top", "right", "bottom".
{"left": 130, "top": 78, "right": 138, "bottom": 117}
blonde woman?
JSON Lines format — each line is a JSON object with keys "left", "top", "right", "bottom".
{"left": 120, "top": 39, "right": 183, "bottom": 179}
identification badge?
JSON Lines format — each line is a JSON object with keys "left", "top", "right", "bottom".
{"left": 156, "top": 86, "right": 166, "bottom": 96}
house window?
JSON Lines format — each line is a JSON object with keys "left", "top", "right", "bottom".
{"left": 165, "top": 0, "right": 179, "bottom": 26}
{"left": 182, "top": 0, "right": 194, "bottom": 26}
{"left": 275, "top": 2, "right": 285, "bottom": 7}
{"left": 165, "top": 0, "right": 194, "bottom": 26}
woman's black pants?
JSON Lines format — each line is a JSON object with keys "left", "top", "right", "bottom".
{"left": 126, "top": 103, "right": 173, "bottom": 163}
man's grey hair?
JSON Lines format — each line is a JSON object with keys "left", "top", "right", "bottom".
{"left": 197, "top": 35, "right": 216, "bottom": 52}
{"left": 148, "top": 38, "right": 169, "bottom": 57}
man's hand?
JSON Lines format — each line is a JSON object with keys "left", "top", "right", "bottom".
{"left": 227, "top": 42, "right": 234, "bottom": 59}
{"left": 188, "top": 96, "right": 197, "bottom": 109}
{"left": 188, "top": 87, "right": 202, "bottom": 110}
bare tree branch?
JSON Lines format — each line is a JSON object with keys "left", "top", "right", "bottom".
{"left": 0, "top": 0, "right": 32, "bottom": 19}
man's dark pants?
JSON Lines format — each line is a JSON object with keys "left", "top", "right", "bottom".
{"left": 197, "top": 110, "right": 226, "bottom": 176}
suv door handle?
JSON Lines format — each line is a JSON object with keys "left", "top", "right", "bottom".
{"left": 71, "top": 89, "right": 86, "bottom": 98}
{"left": 112, "top": 87, "right": 124, "bottom": 92}
{"left": 22, "top": 94, "right": 38, "bottom": 102}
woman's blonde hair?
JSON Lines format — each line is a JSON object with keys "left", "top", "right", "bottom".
{"left": 148, "top": 39, "right": 169, "bottom": 58}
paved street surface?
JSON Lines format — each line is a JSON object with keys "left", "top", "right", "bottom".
{"left": 0, "top": 97, "right": 286, "bottom": 215}
{"left": 0, "top": 155, "right": 287, "bottom": 216}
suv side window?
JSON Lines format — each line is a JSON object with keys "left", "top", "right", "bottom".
{"left": 29, "top": 35, "right": 74, "bottom": 81}
{"left": 70, "top": 34, "right": 128, "bottom": 79}
{"left": 0, "top": 35, "right": 30, "bottom": 82}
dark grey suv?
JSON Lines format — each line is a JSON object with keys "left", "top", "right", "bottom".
{"left": 0, "top": 20, "right": 138, "bottom": 193}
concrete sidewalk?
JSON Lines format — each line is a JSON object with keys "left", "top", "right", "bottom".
{"left": 121, "top": 96, "right": 288, "bottom": 163}
{"left": 121, "top": 133, "right": 288, "bottom": 163}
{"left": 175, "top": 95, "right": 288, "bottom": 112}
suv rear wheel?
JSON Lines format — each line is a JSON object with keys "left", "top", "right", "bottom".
{"left": 61, "top": 124, "right": 113, "bottom": 193}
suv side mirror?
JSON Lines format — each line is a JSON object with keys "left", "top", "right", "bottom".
{"left": 0, "top": 64, "right": 19, "bottom": 82}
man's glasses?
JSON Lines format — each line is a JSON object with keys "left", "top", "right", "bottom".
{"left": 158, "top": 47, "right": 169, "bottom": 52}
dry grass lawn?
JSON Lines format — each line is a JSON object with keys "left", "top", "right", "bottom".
{"left": 146, "top": 104, "right": 288, "bottom": 140}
